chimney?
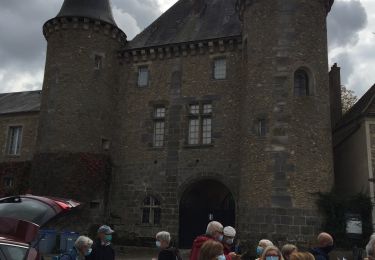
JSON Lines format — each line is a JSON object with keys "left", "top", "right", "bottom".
{"left": 329, "top": 63, "right": 342, "bottom": 130}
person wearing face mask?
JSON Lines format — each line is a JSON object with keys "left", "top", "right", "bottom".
{"left": 89, "top": 225, "right": 115, "bottom": 260}
{"left": 256, "top": 239, "right": 274, "bottom": 260}
{"left": 222, "top": 226, "right": 236, "bottom": 255}
{"left": 155, "top": 231, "right": 182, "bottom": 260}
{"left": 60, "top": 236, "right": 93, "bottom": 260}
{"left": 310, "top": 232, "right": 334, "bottom": 260}
{"left": 261, "top": 246, "right": 284, "bottom": 260}
{"left": 190, "top": 221, "right": 224, "bottom": 260}
{"left": 198, "top": 240, "right": 225, "bottom": 260}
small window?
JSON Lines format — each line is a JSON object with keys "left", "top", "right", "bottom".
{"left": 294, "top": 69, "right": 309, "bottom": 96}
{"left": 138, "top": 66, "right": 149, "bottom": 87}
{"left": 188, "top": 103, "right": 213, "bottom": 145}
{"left": 153, "top": 107, "right": 166, "bottom": 147}
{"left": 142, "top": 196, "right": 161, "bottom": 225}
{"left": 3, "top": 177, "right": 14, "bottom": 188}
{"left": 258, "top": 119, "right": 267, "bottom": 137}
{"left": 7, "top": 126, "right": 23, "bottom": 156}
{"left": 94, "top": 55, "right": 102, "bottom": 70}
{"left": 214, "top": 58, "right": 227, "bottom": 80}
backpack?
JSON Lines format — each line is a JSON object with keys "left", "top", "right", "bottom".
{"left": 167, "top": 247, "right": 183, "bottom": 260}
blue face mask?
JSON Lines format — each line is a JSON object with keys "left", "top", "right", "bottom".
{"left": 218, "top": 235, "right": 224, "bottom": 242}
{"left": 105, "top": 234, "right": 112, "bottom": 242}
{"left": 85, "top": 248, "right": 92, "bottom": 256}
{"left": 257, "top": 246, "right": 264, "bottom": 256}
{"left": 156, "top": 241, "right": 161, "bottom": 248}
{"left": 266, "top": 256, "right": 280, "bottom": 260}
{"left": 226, "top": 238, "right": 234, "bottom": 245}
{"left": 217, "top": 254, "right": 226, "bottom": 260}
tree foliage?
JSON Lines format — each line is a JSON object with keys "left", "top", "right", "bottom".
{"left": 342, "top": 86, "right": 358, "bottom": 113}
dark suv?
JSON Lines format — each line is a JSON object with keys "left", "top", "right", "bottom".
{"left": 0, "top": 195, "right": 80, "bottom": 260}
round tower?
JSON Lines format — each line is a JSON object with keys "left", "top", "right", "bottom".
{"left": 237, "top": 0, "right": 335, "bottom": 243}
{"left": 31, "top": 0, "right": 126, "bottom": 209}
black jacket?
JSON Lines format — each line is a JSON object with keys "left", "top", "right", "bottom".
{"left": 310, "top": 247, "right": 330, "bottom": 260}
{"left": 158, "top": 247, "right": 182, "bottom": 260}
{"left": 89, "top": 239, "right": 115, "bottom": 260}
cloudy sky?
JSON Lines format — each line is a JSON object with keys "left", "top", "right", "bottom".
{"left": 0, "top": 0, "right": 374, "bottom": 98}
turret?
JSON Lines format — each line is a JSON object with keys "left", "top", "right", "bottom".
{"left": 237, "top": 0, "right": 335, "bottom": 242}
{"left": 31, "top": 0, "right": 126, "bottom": 219}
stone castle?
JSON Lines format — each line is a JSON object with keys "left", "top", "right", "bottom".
{"left": 0, "top": 0, "right": 339, "bottom": 247}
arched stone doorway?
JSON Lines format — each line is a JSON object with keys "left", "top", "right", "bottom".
{"left": 179, "top": 179, "right": 235, "bottom": 248}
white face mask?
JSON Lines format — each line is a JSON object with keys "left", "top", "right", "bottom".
{"left": 226, "top": 238, "right": 234, "bottom": 245}
{"left": 156, "top": 241, "right": 161, "bottom": 248}
{"left": 217, "top": 254, "right": 226, "bottom": 260}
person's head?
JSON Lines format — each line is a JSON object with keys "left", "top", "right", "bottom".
{"left": 223, "top": 226, "right": 236, "bottom": 245}
{"left": 97, "top": 225, "right": 115, "bottom": 243}
{"left": 366, "top": 234, "right": 375, "bottom": 258}
{"left": 289, "top": 252, "right": 315, "bottom": 260}
{"left": 74, "top": 236, "right": 93, "bottom": 256}
{"left": 281, "top": 244, "right": 298, "bottom": 260}
{"left": 317, "top": 232, "right": 334, "bottom": 252}
{"left": 257, "top": 239, "right": 274, "bottom": 256}
{"left": 199, "top": 240, "right": 225, "bottom": 260}
{"left": 206, "top": 221, "right": 224, "bottom": 241}
{"left": 261, "top": 246, "right": 283, "bottom": 260}
{"left": 156, "top": 231, "right": 171, "bottom": 249}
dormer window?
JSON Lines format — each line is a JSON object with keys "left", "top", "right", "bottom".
{"left": 294, "top": 69, "right": 309, "bottom": 96}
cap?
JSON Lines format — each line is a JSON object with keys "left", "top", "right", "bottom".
{"left": 223, "top": 226, "right": 236, "bottom": 237}
{"left": 98, "top": 225, "right": 115, "bottom": 234}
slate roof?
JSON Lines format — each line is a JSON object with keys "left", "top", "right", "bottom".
{"left": 56, "top": 0, "right": 117, "bottom": 26}
{"left": 0, "top": 91, "right": 41, "bottom": 115}
{"left": 129, "top": 0, "right": 242, "bottom": 49}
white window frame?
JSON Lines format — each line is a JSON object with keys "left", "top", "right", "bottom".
{"left": 213, "top": 58, "right": 227, "bottom": 80}
{"left": 188, "top": 103, "right": 213, "bottom": 145}
{"left": 138, "top": 66, "right": 149, "bottom": 87}
{"left": 153, "top": 107, "right": 166, "bottom": 147}
{"left": 7, "top": 126, "right": 23, "bottom": 156}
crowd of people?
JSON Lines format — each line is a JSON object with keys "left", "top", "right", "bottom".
{"left": 59, "top": 220, "right": 375, "bottom": 260}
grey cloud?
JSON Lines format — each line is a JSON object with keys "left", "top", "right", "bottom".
{"left": 327, "top": 0, "right": 367, "bottom": 49}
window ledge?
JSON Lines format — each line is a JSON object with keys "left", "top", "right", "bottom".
{"left": 184, "top": 144, "right": 214, "bottom": 149}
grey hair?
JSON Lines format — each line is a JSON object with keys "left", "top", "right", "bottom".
{"left": 74, "top": 236, "right": 93, "bottom": 250}
{"left": 366, "top": 234, "right": 375, "bottom": 256}
{"left": 206, "top": 221, "right": 223, "bottom": 236}
{"left": 156, "top": 231, "right": 171, "bottom": 243}
{"left": 259, "top": 239, "right": 274, "bottom": 248}
{"left": 281, "top": 244, "right": 297, "bottom": 257}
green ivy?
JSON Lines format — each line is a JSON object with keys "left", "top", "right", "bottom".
{"left": 317, "top": 190, "right": 373, "bottom": 248}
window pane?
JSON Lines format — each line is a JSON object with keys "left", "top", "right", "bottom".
{"left": 153, "top": 121, "right": 165, "bottom": 147}
{"left": 203, "top": 104, "right": 212, "bottom": 114}
{"left": 154, "top": 208, "right": 161, "bottom": 225}
{"left": 154, "top": 107, "right": 166, "bottom": 118}
{"left": 202, "top": 118, "right": 212, "bottom": 144}
{"left": 7, "top": 126, "right": 22, "bottom": 155}
{"left": 142, "top": 208, "right": 150, "bottom": 224}
{"left": 152, "top": 197, "right": 161, "bottom": 206}
{"left": 143, "top": 196, "right": 151, "bottom": 206}
{"left": 189, "top": 119, "right": 200, "bottom": 145}
{"left": 138, "top": 67, "right": 149, "bottom": 87}
{"left": 190, "top": 105, "right": 200, "bottom": 115}
{"left": 214, "top": 58, "right": 227, "bottom": 80}
{"left": 94, "top": 55, "right": 102, "bottom": 70}
{"left": 294, "top": 70, "right": 309, "bottom": 96}
{"left": 4, "top": 177, "right": 14, "bottom": 188}
{"left": 258, "top": 119, "right": 266, "bottom": 137}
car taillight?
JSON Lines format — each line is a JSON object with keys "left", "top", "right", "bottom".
{"left": 55, "top": 201, "right": 71, "bottom": 210}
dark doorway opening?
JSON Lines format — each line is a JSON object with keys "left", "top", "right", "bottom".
{"left": 179, "top": 179, "right": 235, "bottom": 248}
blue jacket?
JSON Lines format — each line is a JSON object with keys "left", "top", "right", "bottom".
{"left": 60, "top": 247, "right": 79, "bottom": 260}
{"left": 310, "top": 247, "right": 330, "bottom": 260}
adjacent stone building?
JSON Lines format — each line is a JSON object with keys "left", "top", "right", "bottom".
{"left": 0, "top": 0, "right": 337, "bottom": 247}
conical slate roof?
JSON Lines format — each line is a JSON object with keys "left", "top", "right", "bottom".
{"left": 56, "top": 0, "right": 117, "bottom": 26}
{"left": 130, "top": 0, "right": 241, "bottom": 49}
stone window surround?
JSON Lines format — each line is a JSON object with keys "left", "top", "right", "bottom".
{"left": 91, "top": 52, "right": 106, "bottom": 70}
{"left": 140, "top": 195, "right": 162, "bottom": 226}
{"left": 212, "top": 56, "right": 228, "bottom": 80}
{"left": 137, "top": 65, "right": 150, "bottom": 87}
{"left": 153, "top": 106, "right": 166, "bottom": 147}
{"left": 292, "top": 65, "right": 315, "bottom": 97}
{"left": 5, "top": 125, "right": 23, "bottom": 157}
{"left": 3, "top": 176, "right": 14, "bottom": 188}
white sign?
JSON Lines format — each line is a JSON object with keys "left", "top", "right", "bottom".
{"left": 346, "top": 217, "right": 363, "bottom": 234}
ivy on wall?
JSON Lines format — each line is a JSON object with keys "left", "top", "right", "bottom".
{"left": 317, "top": 190, "right": 373, "bottom": 248}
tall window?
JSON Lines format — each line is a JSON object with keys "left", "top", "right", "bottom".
{"left": 257, "top": 119, "right": 267, "bottom": 137}
{"left": 3, "top": 177, "right": 14, "bottom": 188}
{"left": 294, "top": 69, "right": 309, "bottom": 96}
{"left": 94, "top": 55, "right": 103, "bottom": 70}
{"left": 7, "top": 126, "right": 23, "bottom": 156}
{"left": 188, "top": 103, "right": 212, "bottom": 145}
{"left": 142, "top": 196, "right": 161, "bottom": 225}
{"left": 138, "top": 66, "right": 149, "bottom": 87}
{"left": 213, "top": 58, "right": 227, "bottom": 80}
{"left": 153, "top": 107, "right": 166, "bottom": 147}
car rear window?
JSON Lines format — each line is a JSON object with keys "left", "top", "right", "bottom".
{"left": 0, "top": 197, "right": 56, "bottom": 226}
{"left": 0, "top": 244, "right": 28, "bottom": 260}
